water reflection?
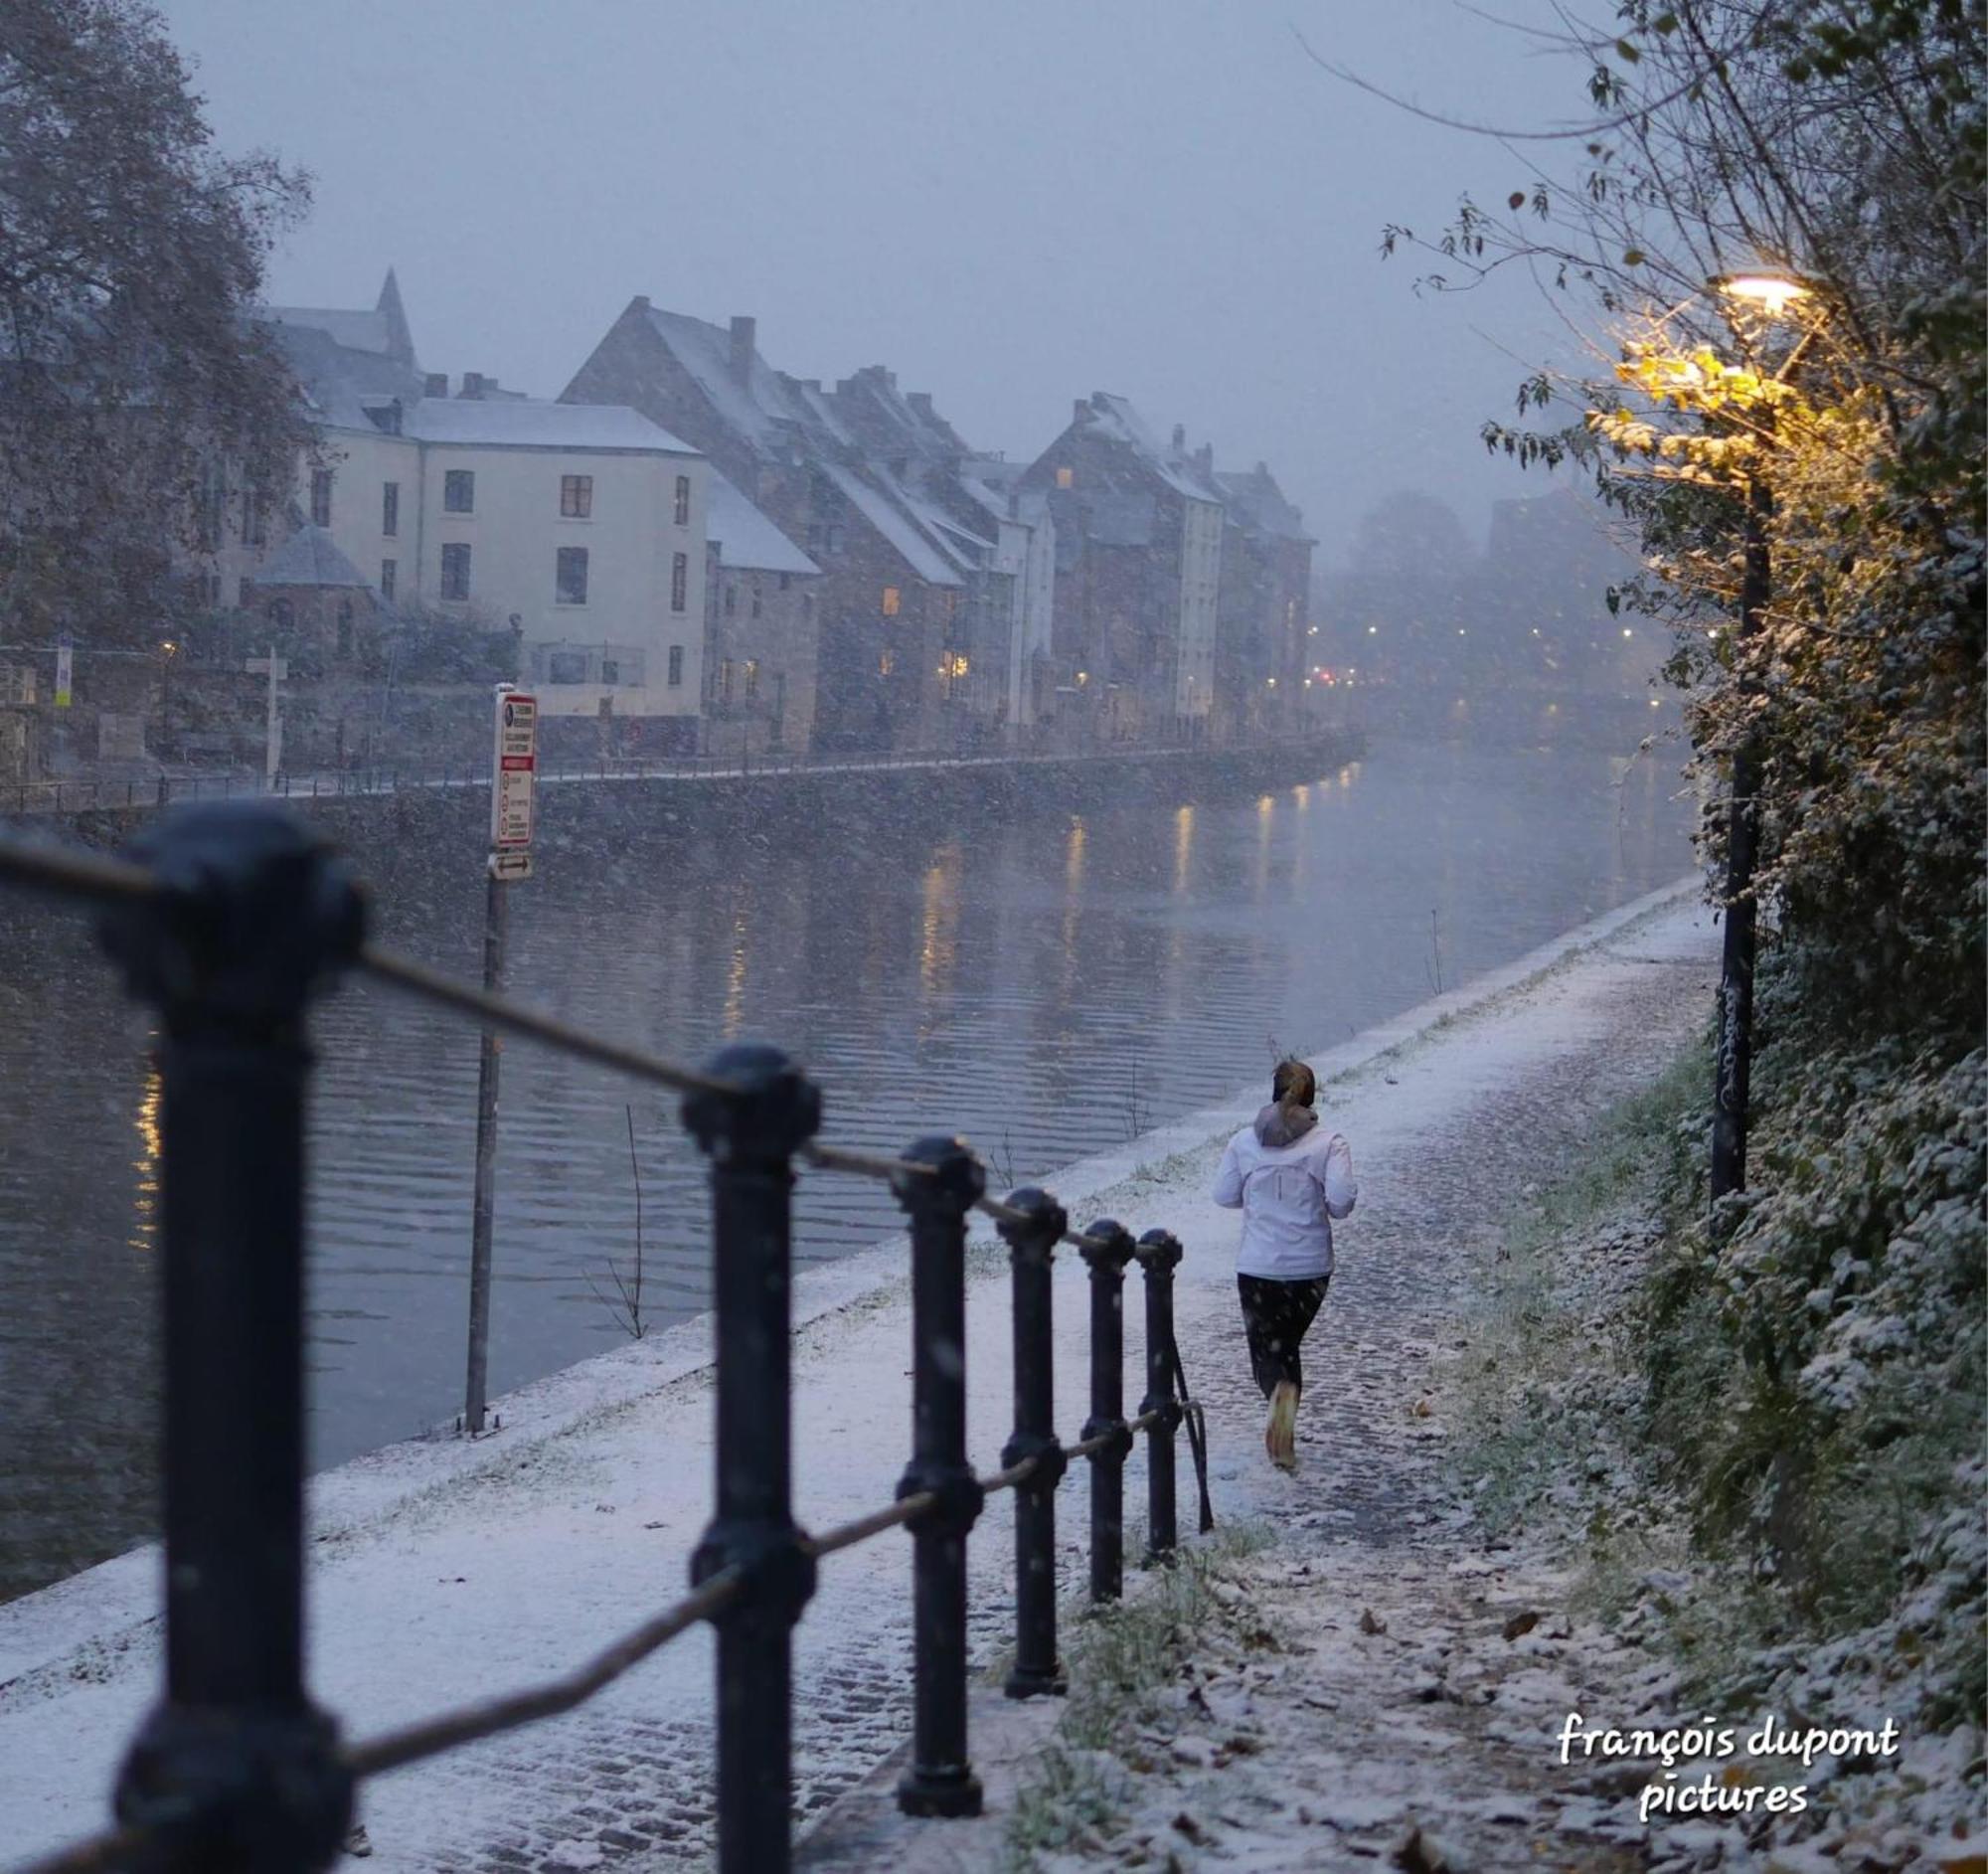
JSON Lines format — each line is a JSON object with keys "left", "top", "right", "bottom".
{"left": 0, "top": 737, "right": 1693, "bottom": 1601}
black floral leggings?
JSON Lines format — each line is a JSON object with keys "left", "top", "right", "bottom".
{"left": 1237, "top": 1274, "right": 1332, "bottom": 1398}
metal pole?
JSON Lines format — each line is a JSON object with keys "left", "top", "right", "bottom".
{"left": 996, "top": 1188, "right": 1067, "bottom": 1698}
{"left": 1711, "top": 476, "right": 1771, "bottom": 1204}
{"left": 99, "top": 803, "right": 363, "bottom": 1869}
{"left": 892, "top": 1136, "right": 986, "bottom": 1818}
{"left": 1134, "top": 1229, "right": 1183, "bottom": 1566}
{"left": 685, "top": 1044, "right": 820, "bottom": 1874}
{"left": 1078, "top": 1220, "right": 1135, "bottom": 1603}
{"left": 462, "top": 868, "right": 507, "bottom": 1434}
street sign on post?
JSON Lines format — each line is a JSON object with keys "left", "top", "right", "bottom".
{"left": 54, "top": 637, "right": 73, "bottom": 710}
{"left": 491, "top": 687, "right": 538, "bottom": 856}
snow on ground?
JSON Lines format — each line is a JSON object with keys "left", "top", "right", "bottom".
{"left": 0, "top": 878, "right": 1712, "bottom": 1872}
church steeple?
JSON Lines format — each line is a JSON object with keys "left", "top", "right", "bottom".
{"left": 377, "top": 267, "right": 416, "bottom": 370}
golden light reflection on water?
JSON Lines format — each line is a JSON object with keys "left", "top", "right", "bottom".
{"left": 918, "top": 843, "right": 963, "bottom": 1003}
{"left": 129, "top": 1057, "right": 161, "bottom": 1253}
{"left": 722, "top": 914, "right": 749, "bottom": 1039}
{"left": 1172, "top": 804, "right": 1195, "bottom": 897}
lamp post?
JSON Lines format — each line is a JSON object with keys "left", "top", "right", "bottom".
{"left": 1704, "top": 271, "right": 1812, "bottom": 1205}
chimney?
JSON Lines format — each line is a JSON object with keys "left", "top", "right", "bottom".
{"left": 1255, "top": 459, "right": 1268, "bottom": 477}
{"left": 631, "top": 294, "right": 651, "bottom": 311}
{"left": 1074, "top": 398, "right": 1089, "bottom": 425}
{"left": 729, "top": 315, "right": 756, "bottom": 383}
{"left": 1172, "top": 424, "right": 1187, "bottom": 453}
{"left": 423, "top": 373, "right": 448, "bottom": 399}
{"left": 1197, "top": 443, "right": 1214, "bottom": 475}
{"left": 460, "top": 372, "right": 486, "bottom": 400}
{"left": 908, "top": 391, "right": 933, "bottom": 419}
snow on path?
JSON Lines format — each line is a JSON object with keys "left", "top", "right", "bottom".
{"left": 0, "top": 879, "right": 1716, "bottom": 1872}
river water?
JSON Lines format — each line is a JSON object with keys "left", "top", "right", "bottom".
{"left": 0, "top": 725, "right": 1695, "bottom": 1602}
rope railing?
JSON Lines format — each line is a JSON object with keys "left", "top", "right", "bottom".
{"left": 1, "top": 801, "right": 1215, "bottom": 1874}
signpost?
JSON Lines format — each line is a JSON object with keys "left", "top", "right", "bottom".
{"left": 246, "top": 648, "right": 288, "bottom": 787}
{"left": 464, "top": 685, "right": 536, "bottom": 1436}
{"left": 54, "top": 637, "right": 73, "bottom": 710}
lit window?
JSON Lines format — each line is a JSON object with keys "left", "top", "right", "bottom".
{"left": 667, "top": 645, "right": 685, "bottom": 687}
{"left": 745, "top": 658, "right": 760, "bottom": 700}
{"left": 674, "top": 475, "right": 691, "bottom": 526}
{"left": 440, "top": 542, "right": 471, "bottom": 600}
{"left": 1055, "top": 466, "right": 1073, "bottom": 489}
{"left": 882, "top": 586, "right": 901, "bottom": 616}
{"left": 561, "top": 474, "right": 592, "bottom": 518}
{"left": 557, "top": 546, "right": 589, "bottom": 604}
{"left": 310, "top": 468, "right": 334, "bottom": 527}
{"left": 671, "top": 551, "right": 688, "bottom": 612}
{"left": 444, "top": 469, "right": 475, "bottom": 514}
{"left": 879, "top": 650, "right": 895, "bottom": 676}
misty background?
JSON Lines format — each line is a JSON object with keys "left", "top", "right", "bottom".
{"left": 154, "top": 0, "right": 1601, "bottom": 568}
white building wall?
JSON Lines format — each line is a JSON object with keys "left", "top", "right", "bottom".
{"left": 418, "top": 442, "right": 707, "bottom": 720}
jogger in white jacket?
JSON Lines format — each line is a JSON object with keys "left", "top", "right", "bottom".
{"left": 1212, "top": 1059, "right": 1357, "bottom": 1470}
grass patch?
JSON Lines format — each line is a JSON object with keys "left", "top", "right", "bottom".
{"left": 1004, "top": 1525, "right": 1272, "bottom": 1869}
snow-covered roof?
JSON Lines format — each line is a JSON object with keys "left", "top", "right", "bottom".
{"left": 706, "top": 471, "right": 818, "bottom": 575}
{"left": 266, "top": 305, "right": 392, "bottom": 354}
{"left": 1078, "top": 394, "right": 1224, "bottom": 504}
{"left": 819, "top": 463, "right": 963, "bottom": 588}
{"left": 642, "top": 307, "right": 827, "bottom": 453}
{"left": 1218, "top": 466, "right": 1313, "bottom": 544}
{"left": 253, "top": 524, "right": 373, "bottom": 590}
{"left": 404, "top": 399, "right": 697, "bottom": 454}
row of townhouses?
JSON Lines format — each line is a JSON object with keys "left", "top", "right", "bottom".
{"left": 187, "top": 273, "right": 1316, "bottom": 761}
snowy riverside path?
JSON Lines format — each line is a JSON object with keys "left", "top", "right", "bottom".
{"left": 0, "top": 878, "right": 1717, "bottom": 1872}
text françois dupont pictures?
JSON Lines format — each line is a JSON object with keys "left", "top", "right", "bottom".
{"left": 1559, "top": 1712, "right": 1905, "bottom": 1823}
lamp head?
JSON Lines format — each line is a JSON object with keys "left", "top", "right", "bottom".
{"left": 1713, "top": 272, "right": 1811, "bottom": 317}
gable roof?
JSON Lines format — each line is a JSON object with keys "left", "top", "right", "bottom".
{"left": 1217, "top": 465, "right": 1314, "bottom": 544}
{"left": 264, "top": 270, "right": 418, "bottom": 371}
{"left": 1077, "top": 394, "right": 1224, "bottom": 504}
{"left": 819, "top": 463, "right": 963, "bottom": 588}
{"left": 253, "top": 524, "right": 373, "bottom": 590}
{"left": 640, "top": 306, "right": 832, "bottom": 455}
{"left": 707, "top": 471, "right": 818, "bottom": 575}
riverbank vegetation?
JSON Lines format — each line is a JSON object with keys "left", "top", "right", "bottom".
{"left": 1381, "top": 0, "right": 1984, "bottom": 1838}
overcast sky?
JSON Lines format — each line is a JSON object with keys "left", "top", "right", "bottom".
{"left": 155, "top": 0, "right": 1603, "bottom": 563}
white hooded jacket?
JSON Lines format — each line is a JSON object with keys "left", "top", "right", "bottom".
{"left": 1212, "top": 1105, "right": 1357, "bottom": 1279}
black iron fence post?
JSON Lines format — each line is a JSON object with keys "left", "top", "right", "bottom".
{"left": 1134, "top": 1230, "right": 1184, "bottom": 1566}
{"left": 891, "top": 1136, "right": 987, "bottom": 1818}
{"left": 996, "top": 1188, "right": 1067, "bottom": 1699}
{"left": 1078, "top": 1221, "right": 1136, "bottom": 1604}
{"left": 97, "top": 803, "right": 364, "bottom": 1871}
{"left": 683, "top": 1043, "right": 821, "bottom": 1874}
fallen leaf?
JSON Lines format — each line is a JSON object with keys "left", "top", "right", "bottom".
{"left": 1360, "top": 1607, "right": 1389, "bottom": 1635}
{"left": 1501, "top": 1609, "right": 1541, "bottom": 1640}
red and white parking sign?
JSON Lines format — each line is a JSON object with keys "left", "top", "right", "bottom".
{"left": 490, "top": 687, "right": 537, "bottom": 857}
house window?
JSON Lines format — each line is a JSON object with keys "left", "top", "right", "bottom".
{"left": 745, "top": 658, "right": 760, "bottom": 700}
{"left": 237, "top": 577, "right": 253, "bottom": 609}
{"left": 310, "top": 468, "right": 334, "bottom": 527}
{"left": 671, "top": 551, "right": 688, "bottom": 612}
{"left": 243, "top": 491, "right": 268, "bottom": 547}
{"left": 750, "top": 582, "right": 762, "bottom": 619}
{"left": 1055, "top": 466, "right": 1073, "bottom": 489}
{"left": 548, "top": 649, "right": 587, "bottom": 684}
{"left": 440, "top": 542, "right": 472, "bottom": 600}
{"left": 720, "top": 658, "right": 734, "bottom": 702}
{"left": 337, "top": 602, "right": 355, "bottom": 658}
{"left": 667, "top": 645, "right": 684, "bottom": 687}
{"left": 778, "top": 573, "right": 791, "bottom": 592}
{"left": 561, "top": 474, "right": 592, "bottom": 518}
{"left": 724, "top": 581, "right": 737, "bottom": 616}
{"left": 600, "top": 657, "right": 619, "bottom": 685}
{"left": 674, "top": 475, "right": 691, "bottom": 526}
{"left": 879, "top": 650, "right": 895, "bottom": 676}
{"left": 383, "top": 481, "right": 400, "bottom": 537}
{"left": 557, "top": 546, "right": 589, "bottom": 604}
{"left": 380, "top": 558, "right": 397, "bottom": 602}
{"left": 444, "top": 469, "right": 475, "bottom": 513}
{"left": 881, "top": 586, "right": 901, "bottom": 616}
